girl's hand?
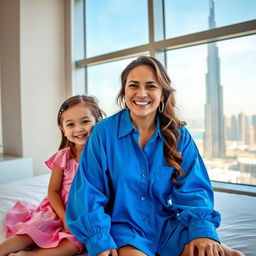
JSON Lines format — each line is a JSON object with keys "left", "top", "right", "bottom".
{"left": 63, "top": 219, "right": 72, "bottom": 234}
{"left": 187, "top": 238, "right": 224, "bottom": 256}
{"left": 97, "top": 249, "right": 118, "bottom": 256}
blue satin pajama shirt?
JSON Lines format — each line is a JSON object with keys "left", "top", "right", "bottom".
{"left": 66, "top": 109, "right": 221, "bottom": 256}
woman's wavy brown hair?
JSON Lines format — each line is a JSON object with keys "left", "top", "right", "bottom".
{"left": 57, "top": 95, "right": 106, "bottom": 159}
{"left": 116, "top": 56, "right": 186, "bottom": 183}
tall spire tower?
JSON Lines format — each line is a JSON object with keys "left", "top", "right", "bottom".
{"left": 204, "top": 0, "right": 226, "bottom": 158}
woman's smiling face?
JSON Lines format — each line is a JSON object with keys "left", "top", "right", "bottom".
{"left": 124, "top": 65, "right": 163, "bottom": 122}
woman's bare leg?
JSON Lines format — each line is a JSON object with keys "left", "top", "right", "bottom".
{"left": 221, "top": 243, "right": 245, "bottom": 256}
{"left": 0, "top": 235, "right": 34, "bottom": 256}
{"left": 180, "top": 242, "right": 245, "bottom": 256}
{"left": 8, "top": 239, "right": 80, "bottom": 256}
{"left": 118, "top": 245, "right": 147, "bottom": 256}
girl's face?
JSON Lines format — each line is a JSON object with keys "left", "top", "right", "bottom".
{"left": 61, "top": 103, "right": 96, "bottom": 147}
{"left": 124, "top": 65, "right": 163, "bottom": 123}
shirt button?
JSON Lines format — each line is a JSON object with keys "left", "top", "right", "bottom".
{"left": 141, "top": 173, "right": 147, "bottom": 178}
{"left": 143, "top": 217, "right": 150, "bottom": 223}
{"left": 140, "top": 196, "right": 146, "bottom": 201}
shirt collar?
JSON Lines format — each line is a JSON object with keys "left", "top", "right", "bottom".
{"left": 118, "top": 109, "right": 164, "bottom": 142}
{"left": 118, "top": 109, "right": 135, "bottom": 138}
{"left": 155, "top": 117, "right": 165, "bottom": 142}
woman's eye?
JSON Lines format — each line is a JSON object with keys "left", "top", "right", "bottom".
{"left": 128, "top": 83, "right": 137, "bottom": 88}
{"left": 147, "top": 84, "right": 157, "bottom": 89}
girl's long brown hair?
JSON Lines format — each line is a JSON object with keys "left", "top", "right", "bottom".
{"left": 57, "top": 95, "right": 106, "bottom": 159}
{"left": 116, "top": 56, "right": 186, "bottom": 183}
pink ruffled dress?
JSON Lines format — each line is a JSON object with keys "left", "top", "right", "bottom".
{"left": 4, "top": 147, "right": 84, "bottom": 252}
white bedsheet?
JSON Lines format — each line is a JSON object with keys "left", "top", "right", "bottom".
{"left": 215, "top": 192, "right": 256, "bottom": 256}
{"left": 0, "top": 174, "right": 255, "bottom": 255}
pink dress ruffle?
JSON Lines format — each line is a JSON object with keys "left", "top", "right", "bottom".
{"left": 4, "top": 147, "right": 84, "bottom": 252}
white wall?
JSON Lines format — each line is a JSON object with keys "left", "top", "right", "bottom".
{"left": 0, "top": 0, "right": 68, "bottom": 175}
{"left": 0, "top": 50, "right": 3, "bottom": 154}
{"left": 0, "top": 0, "right": 23, "bottom": 156}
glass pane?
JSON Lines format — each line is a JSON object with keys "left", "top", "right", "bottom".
{"left": 167, "top": 35, "right": 256, "bottom": 186}
{"left": 87, "top": 58, "right": 136, "bottom": 116}
{"left": 164, "top": 0, "right": 256, "bottom": 38}
{"left": 86, "top": 0, "right": 148, "bottom": 57}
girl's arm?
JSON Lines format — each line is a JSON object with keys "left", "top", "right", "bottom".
{"left": 48, "top": 166, "right": 69, "bottom": 232}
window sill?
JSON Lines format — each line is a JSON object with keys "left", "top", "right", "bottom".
{"left": 212, "top": 181, "right": 256, "bottom": 197}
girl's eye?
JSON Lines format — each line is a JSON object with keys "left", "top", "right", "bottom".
{"left": 66, "top": 123, "right": 74, "bottom": 127}
{"left": 82, "top": 120, "right": 90, "bottom": 124}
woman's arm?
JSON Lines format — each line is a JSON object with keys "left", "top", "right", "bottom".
{"left": 48, "top": 165, "right": 70, "bottom": 232}
{"left": 66, "top": 125, "right": 117, "bottom": 256}
{"left": 171, "top": 127, "right": 221, "bottom": 242}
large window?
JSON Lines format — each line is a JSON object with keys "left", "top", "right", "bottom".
{"left": 73, "top": 0, "right": 256, "bottom": 187}
{"left": 167, "top": 35, "right": 256, "bottom": 185}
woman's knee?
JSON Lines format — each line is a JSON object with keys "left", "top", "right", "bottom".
{"left": 118, "top": 245, "right": 147, "bottom": 256}
{"left": 58, "top": 239, "right": 80, "bottom": 254}
{"left": 179, "top": 243, "right": 190, "bottom": 256}
{"left": 221, "top": 243, "right": 245, "bottom": 256}
{"left": 229, "top": 250, "right": 245, "bottom": 256}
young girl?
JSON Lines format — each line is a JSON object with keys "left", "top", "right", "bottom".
{"left": 0, "top": 95, "right": 105, "bottom": 256}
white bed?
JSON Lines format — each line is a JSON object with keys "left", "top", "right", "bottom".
{"left": 0, "top": 174, "right": 255, "bottom": 256}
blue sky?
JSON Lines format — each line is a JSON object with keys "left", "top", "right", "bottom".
{"left": 165, "top": 0, "right": 256, "bottom": 38}
{"left": 86, "top": 0, "right": 148, "bottom": 57}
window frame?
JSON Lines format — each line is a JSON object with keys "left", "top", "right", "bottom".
{"left": 69, "top": 0, "right": 256, "bottom": 194}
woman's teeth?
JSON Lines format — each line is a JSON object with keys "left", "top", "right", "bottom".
{"left": 134, "top": 101, "right": 149, "bottom": 105}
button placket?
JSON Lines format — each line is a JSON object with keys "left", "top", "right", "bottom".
{"left": 143, "top": 217, "right": 150, "bottom": 223}
{"left": 141, "top": 172, "right": 148, "bottom": 178}
{"left": 140, "top": 195, "right": 146, "bottom": 201}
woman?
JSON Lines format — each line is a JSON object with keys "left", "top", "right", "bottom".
{"left": 66, "top": 56, "right": 244, "bottom": 256}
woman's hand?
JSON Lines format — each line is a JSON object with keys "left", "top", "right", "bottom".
{"left": 97, "top": 249, "right": 118, "bottom": 256}
{"left": 187, "top": 238, "right": 224, "bottom": 256}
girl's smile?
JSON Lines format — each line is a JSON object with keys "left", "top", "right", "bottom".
{"left": 61, "top": 103, "right": 96, "bottom": 148}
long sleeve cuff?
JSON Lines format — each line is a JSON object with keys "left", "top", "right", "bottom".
{"left": 188, "top": 220, "right": 220, "bottom": 242}
{"left": 178, "top": 208, "right": 221, "bottom": 243}
{"left": 86, "top": 233, "right": 117, "bottom": 256}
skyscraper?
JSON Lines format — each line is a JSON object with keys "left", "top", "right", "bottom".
{"left": 238, "top": 112, "right": 250, "bottom": 144}
{"left": 204, "top": 0, "right": 226, "bottom": 159}
{"left": 252, "top": 115, "right": 256, "bottom": 143}
{"left": 230, "top": 115, "right": 238, "bottom": 140}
